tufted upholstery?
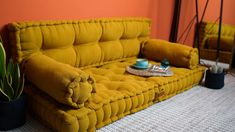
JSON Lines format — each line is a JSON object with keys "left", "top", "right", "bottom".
{"left": 25, "top": 58, "right": 204, "bottom": 131}
{"left": 198, "top": 21, "right": 235, "bottom": 63}
{"left": 8, "top": 18, "right": 150, "bottom": 68}
{"left": 8, "top": 18, "right": 205, "bottom": 132}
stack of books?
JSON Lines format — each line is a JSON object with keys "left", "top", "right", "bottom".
{"left": 148, "top": 65, "right": 170, "bottom": 74}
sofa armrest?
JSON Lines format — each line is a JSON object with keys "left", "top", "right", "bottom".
{"left": 23, "top": 53, "right": 96, "bottom": 108}
{"left": 142, "top": 39, "right": 199, "bottom": 69}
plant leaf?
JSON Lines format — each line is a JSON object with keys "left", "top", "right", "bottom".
{"left": 0, "top": 41, "right": 6, "bottom": 80}
{"left": 12, "top": 63, "right": 20, "bottom": 92}
{"left": 14, "top": 74, "right": 25, "bottom": 99}
{"left": 6, "top": 59, "right": 14, "bottom": 76}
{"left": 3, "top": 76, "right": 14, "bottom": 100}
{"left": 0, "top": 80, "right": 10, "bottom": 101}
{"left": 7, "top": 73, "right": 13, "bottom": 85}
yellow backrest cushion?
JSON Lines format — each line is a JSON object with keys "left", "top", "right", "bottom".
{"left": 205, "top": 36, "right": 234, "bottom": 51}
{"left": 8, "top": 18, "right": 151, "bottom": 68}
{"left": 199, "top": 22, "right": 235, "bottom": 49}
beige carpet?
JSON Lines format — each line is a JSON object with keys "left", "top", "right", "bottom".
{"left": 6, "top": 73, "right": 235, "bottom": 132}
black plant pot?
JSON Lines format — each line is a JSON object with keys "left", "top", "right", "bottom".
{"left": 0, "top": 94, "right": 27, "bottom": 131}
{"left": 205, "top": 70, "right": 225, "bottom": 89}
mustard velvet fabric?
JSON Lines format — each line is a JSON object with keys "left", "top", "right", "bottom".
{"left": 25, "top": 86, "right": 95, "bottom": 132}
{"left": 8, "top": 18, "right": 151, "bottom": 68}
{"left": 23, "top": 53, "right": 96, "bottom": 108}
{"left": 24, "top": 58, "right": 205, "bottom": 132}
{"left": 205, "top": 36, "right": 234, "bottom": 51}
{"left": 199, "top": 22, "right": 235, "bottom": 49}
{"left": 142, "top": 39, "right": 199, "bottom": 69}
{"left": 7, "top": 18, "right": 206, "bottom": 132}
{"left": 198, "top": 21, "right": 235, "bottom": 63}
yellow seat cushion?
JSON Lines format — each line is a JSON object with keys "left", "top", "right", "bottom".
{"left": 24, "top": 57, "right": 205, "bottom": 132}
{"left": 83, "top": 59, "right": 156, "bottom": 128}
{"left": 84, "top": 58, "right": 205, "bottom": 102}
{"left": 25, "top": 86, "right": 97, "bottom": 132}
{"left": 84, "top": 57, "right": 205, "bottom": 111}
{"left": 146, "top": 60, "right": 205, "bottom": 101}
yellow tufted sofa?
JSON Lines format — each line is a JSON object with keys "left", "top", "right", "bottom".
{"left": 8, "top": 18, "right": 205, "bottom": 132}
{"left": 198, "top": 21, "right": 235, "bottom": 63}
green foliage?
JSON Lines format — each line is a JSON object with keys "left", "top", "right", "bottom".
{"left": 0, "top": 36, "right": 25, "bottom": 102}
{"left": 209, "top": 64, "right": 224, "bottom": 74}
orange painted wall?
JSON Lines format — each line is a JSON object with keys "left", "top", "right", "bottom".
{"left": 0, "top": 0, "right": 160, "bottom": 37}
{"left": 198, "top": 0, "right": 235, "bottom": 26}
{"left": 178, "top": 0, "right": 235, "bottom": 46}
{"left": 0, "top": 0, "right": 178, "bottom": 41}
{"left": 0, "top": 0, "right": 152, "bottom": 23}
{"left": 177, "top": 0, "right": 199, "bottom": 46}
{"left": 1, "top": 0, "right": 234, "bottom": 46}
{"left": 155, "top": 1, "right": 175, "bottom": 40}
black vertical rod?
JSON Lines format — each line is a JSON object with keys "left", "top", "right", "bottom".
{"left": 216, "top": 0, "right": 223, "bottom": 64}
{"left": 195, "top": 0, "right": 200, "bottom": 61}
{"left": 200, "top": 0, "right": 209, "bottom": 23}
{"left": 169, "top": 0, "right": 182, "bottom": 42}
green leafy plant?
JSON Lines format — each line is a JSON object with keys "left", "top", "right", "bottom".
{"left": 0, "top": 36, "right": 24, "bottom": 102}
{"left": 209, "top": 64, "right": 224, "bottom": 74}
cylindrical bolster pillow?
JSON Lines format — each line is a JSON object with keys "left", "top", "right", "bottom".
{"left": 23, "top": 54, "right": 96, "bottom": 108}
{"left": 142, "top": 39, "right": 199, "bottom": 69}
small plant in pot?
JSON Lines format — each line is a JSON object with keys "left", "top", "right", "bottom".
{"left": 205, "top": 64, "right": 225, "bottom": 89}
{"left": 204, "top": 0, "right": 226, "bottom": 89}
{"left": 0, "top": 36, "right": 26, "bottom": 130}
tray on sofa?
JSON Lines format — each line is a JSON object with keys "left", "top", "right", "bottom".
{"left": 126, "top": 65, "right": 173, "bottom": 77}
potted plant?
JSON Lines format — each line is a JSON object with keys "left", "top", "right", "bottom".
{"left": 205, "top": 64, "right": 225, "bottom": 89}
{"left": 204, "top": 0, "right": 225, "bottom": 89}
{"left": 0, "top": 36, "right": 26, "bottom": 130}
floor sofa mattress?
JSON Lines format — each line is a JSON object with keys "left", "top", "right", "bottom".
{"left": 25, "top": 58, "right": 205, "bottom": 132}
{"left": 7, "top": 18, "right": 206, "bottom": 132}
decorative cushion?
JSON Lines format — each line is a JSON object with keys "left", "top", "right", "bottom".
{"left": 142, "top": 39, "right": 199, "bottom": 69}
{"left": 23, "top": 53, "right": 96, "bottom": 108}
